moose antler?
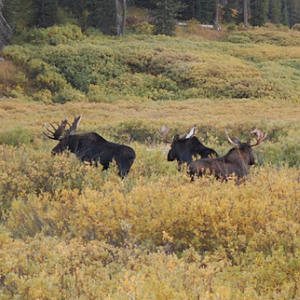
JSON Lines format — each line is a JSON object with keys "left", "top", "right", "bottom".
{"left": 44, "top": 119, "right": 68, "bottom": 140}
{"left": 249, "top": 129, "right": 267, "bottom": 147}
{"left": 184, "top": 124, "right": 196, "bottom": 139}
{"left": 158, "top": 125, "right": 172, "bottom": 143}
{"left": 225, "top": 130, "right": 242, "bottom": 147}
{"left": 44, "top": 115, "right": 83, "bottom": 140}
{"left": 65, "top": 115, "right": 82, "bottom": 135}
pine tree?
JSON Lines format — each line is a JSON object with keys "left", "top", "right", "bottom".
{"left": 250, "top": 0, "right": 267, "bottom": 26}
{"left": 286, "top": 0, "right": 300, "bottom": 27}
{"left": 58, "top": 0, "right": 88, "bottom": 29}
{"left": 87, "top": 0, "right": 116, "bottom": 34}
{"left": 269, "top": 0, "right": 281, "bottom": 24}
{"left": 30, "top": 0, "right": 59, "bottom": 28}
{"left": 149, "top": 0, "right": 185, "bottom": 36}
{"left": 195, "top": 0, "right": 216, "bottom": 23}
{"left": 280, "top": 0, "right": 289, "bottom": 26}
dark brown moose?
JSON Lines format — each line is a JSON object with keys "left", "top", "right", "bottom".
{"left": 188, "top": 129, "right": 267, "bottom": 182}
{"left": 160, "top": 125, "right": 218, "bottom": 171}
{"left": 44, "top": 115, "right": 136, "bottom": 178}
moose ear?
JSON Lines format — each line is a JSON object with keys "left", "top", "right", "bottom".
{"left": 173, "top": 134, "right": 180, "bottom": 142}
{"left": 233, "top": 136, "right": 242, "bottom": 147}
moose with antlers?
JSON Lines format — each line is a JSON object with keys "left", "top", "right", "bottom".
{"left": 188, "top": 129, "right": 267, "bottom": 182}
{"left": 44, "top": 115, "right": 136, "bottom": 178}
{"left": 160, "top": 125, "right": 218, "bottom": 171}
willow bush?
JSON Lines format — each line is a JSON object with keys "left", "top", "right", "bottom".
{"left": 2, "top": 25, "right": 300, "bottom": 102}
{"left": 1, "top": 166, "right": 300, "bottom": 299}
{"left": 1, "top": 26, "right": 300, "bottom": 298}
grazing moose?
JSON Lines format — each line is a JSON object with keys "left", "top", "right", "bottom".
{"left": 160, "top": 125, "right": 218, "bottom": 171}
{"left": 44, "top": 115, "right": 136, "bottom": 178}
{"left": 188, "top": 129, "right": 267, "bottom": 182}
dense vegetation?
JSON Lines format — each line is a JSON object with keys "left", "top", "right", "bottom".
{"left": 0, "top": 25, "right": 300, "bottom": 298}
{"left": 3, "top": 0, "right": 300, "bottom": 34}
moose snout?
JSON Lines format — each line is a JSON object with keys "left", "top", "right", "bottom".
{"left": 51, "top": 150, "right": 56, "bottom": 156}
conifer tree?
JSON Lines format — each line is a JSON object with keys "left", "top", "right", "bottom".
{"left": 149, "top": 0, "right": 185, "bottom": 36}
{"left": 30, "top": 0, "right": 59, "bottom": 28}
{"left": 250, "top": 0, "right": 267, "bottom": 26}
{"left": 269, "top": 0, "right": 281, "bottom": 24}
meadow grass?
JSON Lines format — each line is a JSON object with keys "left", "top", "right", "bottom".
{"left": 1, "top": 25, "right": 300, "bottom": 298}
{"left": 0, "top": 97, "right": 299, "bottom": 298}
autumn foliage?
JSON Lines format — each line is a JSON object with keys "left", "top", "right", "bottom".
{"left": 0, "top": 26, "right": 300, "bottom": 299}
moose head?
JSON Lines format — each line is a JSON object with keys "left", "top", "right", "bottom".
{"left": 159, "top": 124, "right": 218, "bottom": 171}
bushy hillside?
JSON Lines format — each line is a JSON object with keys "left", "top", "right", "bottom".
{"left": 0, "top": 26, "right": 300, "bottom": 299}
{"left": 1, "top": 25, "right": 300, "bottom": 103}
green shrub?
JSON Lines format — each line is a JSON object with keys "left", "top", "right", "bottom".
{"left": 32, "top": 89, "right": 53, "bottom": 104}
{"left": 0, "top": 128, "right": 31, "bottom": 146}
{"left": 2, "top": 45, "right": 31, "bottom": 66}
{"left": 224, "top": 33, "right": 252, "bottom": 44}
{"left": 292, "top": 23, "right": 300, "bottom": 31}
{"left": 131, "top": 22, "right": 154, "bottom": 35}
{"left": 20, "top": 24, "right": 83, "bottom": 45}
{"left": 54, "top": 87, "right": 87, "bottom": 104}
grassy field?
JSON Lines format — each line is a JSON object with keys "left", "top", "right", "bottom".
{"left": 0, "top": 25, "right": 300, "bottom": 299}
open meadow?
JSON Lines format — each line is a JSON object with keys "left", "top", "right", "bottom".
{"left": 0, "top": 25, "right": 300, "bottom": 299}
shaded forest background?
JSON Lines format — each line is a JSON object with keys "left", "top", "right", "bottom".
{"left": 2, "top": 0, "right": 300, "bottom": 38}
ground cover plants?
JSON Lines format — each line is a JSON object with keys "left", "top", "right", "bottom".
{"left": 2, "top": 25, "right": 300, "bottom": 103}
{"left": 0, "top": 25, "right": 300, "bottom": 299}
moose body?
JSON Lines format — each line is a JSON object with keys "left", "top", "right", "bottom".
{"left": 45, "top": 116, "right": 136, "bottom": 178}
{"left": 168, "top": 136, "right": 218, "bottom": 170}
{"left": 160, "top": 125, "right": 218, "bottom": 171}
{"left": 188, "top": 129, "right": 266, "bottom": 182}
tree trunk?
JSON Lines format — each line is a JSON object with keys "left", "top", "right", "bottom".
{"left": 115, "top": 0, "right": 126, "bottom": 36}
{"left": 0, "top": 0, "right": 12, "bottom": 50}
{"left": 243, "top": 0, "right": 249, "bottom": 27}
{"left": 215, "top": 0, "right": 221, "bottom": 30}
{"left": 121, "top": 0, "right": 126, "bottom": 35}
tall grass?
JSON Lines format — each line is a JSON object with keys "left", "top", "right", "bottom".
{"left": 1, "top": 26, "right": 300, "bottom": 299}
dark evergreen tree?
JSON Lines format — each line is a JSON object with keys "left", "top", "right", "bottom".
{"left": 269, "top": 0, "right": 281, "bottom": 24}
{"left": 195, "top": 0, "right": 215, "bottom": 23}
{"left": 250, "top": 0, "right": 267, "bottom": 26}
{"left": 149, "top": 0, "right": 185, "bottom": 35}
{"left": 222, "top": 0, "right": 237, "bottom": 23}
{"left": 133, "top": 0, "right": 156, "bottom": 8}
{"left": 87, "top": 0, "right": 116, "bottom": 34}
{"left": 58, "top": 0, "right": 87, "bottom": 29}
{"left": 180, "top": 0, "right": 198, "bottom": 20}
{"left": 286, "top": 0, "right": 300, "bottom": 27}
{"left": 280, "top": 0, "right": 289, "bottom": 26}
{"left": 30, "top": 0, "right": 59, "bottom": 28}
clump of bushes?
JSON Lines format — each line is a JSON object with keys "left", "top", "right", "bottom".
{"left": 17, "top": 24, "right": 83, "bottom": 45}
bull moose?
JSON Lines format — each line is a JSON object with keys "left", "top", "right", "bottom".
{"left": 160, "top": 125, "right": 218, "bottom": 171}
{"left": 188, "top": 129, "right": 267, "bottom": 182}
{"left": 44, "top": 115, "right": 136, "bottom": 178}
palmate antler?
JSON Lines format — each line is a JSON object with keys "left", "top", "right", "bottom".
{"left": 44, "top": 119, "right": 68, "bottom": 140}
{"left": 158, "top": 125, "right": 172, "bottom": 143}
{"left": 226, "top": 129, "right": 267, "bottom": 147}
{"left": 249, "top": 129, "right": 267, "bottom": 147}
{"left": 44, "top": 115, "right": 82, "bottom": 140}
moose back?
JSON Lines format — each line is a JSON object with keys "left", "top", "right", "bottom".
{"left": 44, "top": 115, "right": 136, "bottom": 177}
{"left": 188, "top": 129, "right": 267, "bottom": 182}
